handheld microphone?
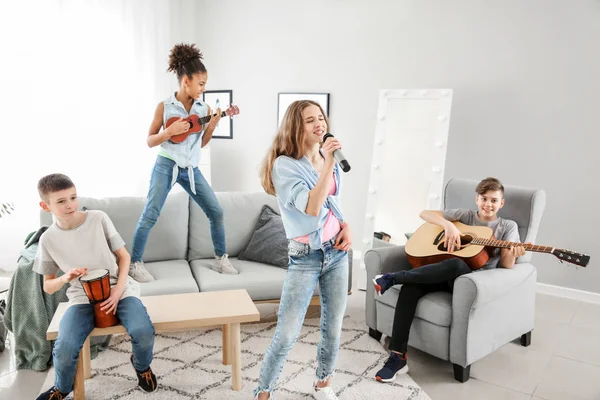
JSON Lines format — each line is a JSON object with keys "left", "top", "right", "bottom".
{"left": 323, "top": 133, "right": 351, "bottom": 173}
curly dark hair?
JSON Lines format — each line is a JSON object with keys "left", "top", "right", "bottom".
{"left": 167, "top": 43, "right": 207, "bottom": 82}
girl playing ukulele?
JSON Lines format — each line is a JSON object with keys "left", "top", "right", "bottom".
{"left": 129, "top": 43, "right": 238, "bottom": 282}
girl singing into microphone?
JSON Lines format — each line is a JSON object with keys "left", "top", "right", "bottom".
{"left": 254, "top": 100, "right": 351, "bottom": 400}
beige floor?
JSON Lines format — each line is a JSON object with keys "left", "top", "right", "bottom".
{"left": 2, "top": 273, "right": 599, "bottom": 399}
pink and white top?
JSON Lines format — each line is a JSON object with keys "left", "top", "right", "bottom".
{"left": 294, "top": 173, "right": 341, "bottom": 244}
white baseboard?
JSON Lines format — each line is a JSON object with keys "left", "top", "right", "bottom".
{"left": 537, "top": 283, "right": 600, "bottom": 305}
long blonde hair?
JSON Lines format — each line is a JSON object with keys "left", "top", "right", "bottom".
{"left": 260, "top": 100, "right": 329, "bottom": 195}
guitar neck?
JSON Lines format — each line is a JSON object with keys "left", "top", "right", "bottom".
{"left": 199, "top": 111, "right": 227, "bottom": 124}
{"left": 471, "top": 237, "right": 554, "bottom": 254}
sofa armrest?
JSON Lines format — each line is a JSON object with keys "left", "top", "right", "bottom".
{"left": 364, "top": 245, "right": 412, "bottom": 330}
{"left": 450, "top": 263, "right": 537, "bottom": 366}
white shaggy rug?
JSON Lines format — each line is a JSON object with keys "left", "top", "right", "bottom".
{"left": 41, "top": 316, "right": 430, "bottom": 399}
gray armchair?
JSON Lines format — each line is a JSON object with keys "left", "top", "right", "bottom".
{"left": 365, "top": 178, "right": 546, "bottom": 382}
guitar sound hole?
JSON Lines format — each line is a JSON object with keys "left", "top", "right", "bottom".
{"left": 436, "top": 235, "right": 473, "bottom": 252}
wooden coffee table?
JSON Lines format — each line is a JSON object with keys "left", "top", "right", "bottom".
{"left": 46, "top": 290, "right": 260, "bottom": 399}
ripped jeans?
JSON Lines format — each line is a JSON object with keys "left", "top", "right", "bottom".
{"left": 253, "top": 237, "right": 349, "bottom": 399}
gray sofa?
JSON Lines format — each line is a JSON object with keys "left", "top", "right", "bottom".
{"left": 40, "top": 191, "right": 352, "bottom": 301}
{"left": 365, "top": 178, "right": 546, "bottom": 382}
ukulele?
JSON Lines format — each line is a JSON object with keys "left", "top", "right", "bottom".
{"left": 165, "top": 104, "right": 240, "bottom": 144}
{"left": 405, "top": 221, "right": 590, "bottom": 270}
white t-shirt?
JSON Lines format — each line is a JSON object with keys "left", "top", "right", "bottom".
{"left": 33, "top": 210, "right": 140, "bottom": 305}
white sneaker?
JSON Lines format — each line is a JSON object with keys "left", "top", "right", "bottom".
{"left": 129, "top": 261, "right": 155, "bottom": 282}
{"left": 313, "top": 383, "right": 338, "bottom": 400}
{"left": 213, "top": 254, "right": 239, "bottom": 275}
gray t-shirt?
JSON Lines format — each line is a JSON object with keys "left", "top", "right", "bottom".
{"left": 442, "top": 209, "right": 521, "bottom": 270}
{"left": 33, "top": 210, "right": 140, "bottom": 305}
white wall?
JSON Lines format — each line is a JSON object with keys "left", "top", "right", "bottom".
{"left": 197, "top": 0, "right": 600, "bottom": 293}
{"left": 0, "top": 0, "right": 198, "bottom": 271}
{"left": 1, "top": 1, "right": 598, "bottom": 293}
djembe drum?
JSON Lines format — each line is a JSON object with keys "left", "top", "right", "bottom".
{"left": 79, "top": 269, "right": 119, "bottom": 328}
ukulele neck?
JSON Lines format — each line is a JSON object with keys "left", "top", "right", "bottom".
{"left": 199, "top": 111, "right": 226, "bottom": 124}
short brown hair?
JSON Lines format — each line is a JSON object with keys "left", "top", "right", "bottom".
{"left": 38, "top": 173, "right": 75, "bottom": 201}
{"left": 476, "top": 177, "right": 504, "bottom": 196}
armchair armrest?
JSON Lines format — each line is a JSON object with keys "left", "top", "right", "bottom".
{"left": 372, "top": 237, "right": 396, "bottom": 249}
{"left": 364, "top": 245, "right": 412, "bottom": 330}
{"left": 450, "top": 263, "right": 537, "bottom": 366}
{"left": 454, "top": 263, "right": 536, "bottom": 307}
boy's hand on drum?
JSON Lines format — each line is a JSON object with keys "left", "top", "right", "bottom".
{"left": 100, "top": 286, "right": 124, "bottom": 315}
{"left": 61, "top": 268, "right": 88, "bottom": 283}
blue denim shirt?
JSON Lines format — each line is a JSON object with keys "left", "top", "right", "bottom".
{"left": 272, "top": 155, "right": 345, "bottom": 249}
{"left": 159, "top": 93, "right": 208, "bottom": 194}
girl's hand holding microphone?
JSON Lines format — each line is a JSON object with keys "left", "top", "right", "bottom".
{"left": 322, "top": 136, "right": 342, "bottom": 166}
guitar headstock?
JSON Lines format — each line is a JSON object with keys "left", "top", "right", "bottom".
{"left": 552, "top": 248, "right": 590, "bottom": 267}
{"left": 225, "top": 104, "right": 240, "bottom": 117}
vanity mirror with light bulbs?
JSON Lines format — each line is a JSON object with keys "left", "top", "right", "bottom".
{"left": 357, "top": 89, "right": 453, "bottom": 290}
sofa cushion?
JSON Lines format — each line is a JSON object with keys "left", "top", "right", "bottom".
{"left": 190, "top": 258, "right": 320, "bottom": 301}
{"left": 238, "top": 205, "right": 289, "bottom": 268}
{"left": 188, "top": 192, "right": 279, "bottom": 260}
{"left": 376, "top": 285, "right": 452, "bottom": 327}
{"left": 139, "top": 260, "right": 199, "bottom": 296}
{"left": 70, "top": 192, "right": 189, "bottom": 263}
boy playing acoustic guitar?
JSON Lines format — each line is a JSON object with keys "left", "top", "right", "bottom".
{"left": 372, "top": 177, "right": 526, "bottom": 383}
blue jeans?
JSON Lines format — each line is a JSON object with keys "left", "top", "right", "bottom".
{"left": 253, "top": 237, "right": 349, "bottom": 399}
{"left": 53, "top": 297, "right": 154, "bottom": 394}
{"left": 132, "top": 155, "right": 226, "bottom": 261}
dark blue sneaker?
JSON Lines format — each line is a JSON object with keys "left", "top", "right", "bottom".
{"left": 375, "top": 352, "right": 408, "bottom": 382}
{"left": 373, "top": 274, "right": 395, "bottom": 295}
{"left": 36, "top": 386, "right": 69, "bottom": 400}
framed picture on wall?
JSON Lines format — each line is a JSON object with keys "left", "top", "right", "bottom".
{"left": 202, "top": 90, "right": 234, "bottom": 139}
{"left": 277, "top": 92, "right": 330, "bottom": 127}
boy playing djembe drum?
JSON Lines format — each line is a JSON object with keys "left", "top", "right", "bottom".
{"left": 34, "top": 173, "right": 158, "bottom": 400}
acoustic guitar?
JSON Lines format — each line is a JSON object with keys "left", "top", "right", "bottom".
{"left": 405, "top": 221, "right": 590, "bottom": 269}
{"left": 165, "top": 104, "right": 240, "bottom": 144}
